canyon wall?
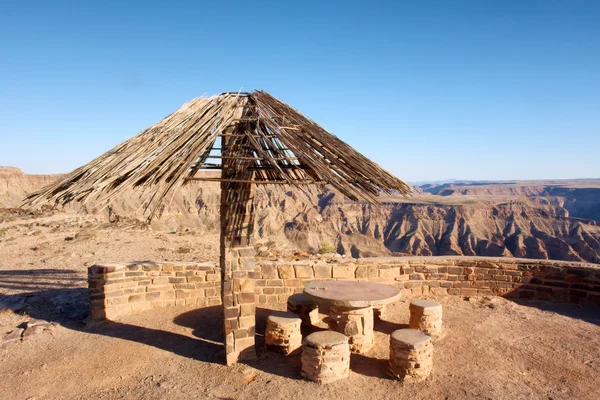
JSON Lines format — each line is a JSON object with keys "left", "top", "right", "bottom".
{"left": 3, "top": 167, "right": 600, "bottom": 263}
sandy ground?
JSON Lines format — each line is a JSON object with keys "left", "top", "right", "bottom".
{"left": 1, "top": 296, "right": 599, "bottom": 400}
{"left": 1, "top": 217, "right": 600, "bottom": 399}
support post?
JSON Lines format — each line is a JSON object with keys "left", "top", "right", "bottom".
{"left": 220, "top": 98, "right": 258, "bottom": 365}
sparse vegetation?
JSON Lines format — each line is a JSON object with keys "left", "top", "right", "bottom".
{"left": 319, "top": 240, "right": 337, "bottom": 254}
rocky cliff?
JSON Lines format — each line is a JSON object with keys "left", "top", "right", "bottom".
{"left": 2, "top": 167, "right": 600, "bottom": 263}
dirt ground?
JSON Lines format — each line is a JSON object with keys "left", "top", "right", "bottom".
{"left": 1, "top": 220, "right": 600, "bottom": 400}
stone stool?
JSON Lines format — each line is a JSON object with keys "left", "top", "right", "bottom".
{"left": 301, "top": 331, "right": 350, "bottom": 384}
{"left": 388, "top": 329, "right": 433, "bottom": 381}
{"left": 265, "top": 312, "right": 302, "bottom": 355}
{"left": 409, "top": 299, "right": 443, "bottom": 338}
{"left": 287, "top": 293, "right": 319, "bottom": 326}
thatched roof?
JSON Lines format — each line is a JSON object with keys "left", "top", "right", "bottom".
{"left": 24, "top": 90, "right": 410, "bottom": 216}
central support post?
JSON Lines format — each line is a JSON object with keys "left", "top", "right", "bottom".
{"left": 220, "top": 98, "right": 258, "bottom": 365}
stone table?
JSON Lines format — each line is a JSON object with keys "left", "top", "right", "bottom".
{"left": 304, "top": 281, "right": 401, "bottom": 353}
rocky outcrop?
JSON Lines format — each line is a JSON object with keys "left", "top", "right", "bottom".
{"left": 2, "top": 167, "right": 600, "bottom": 263}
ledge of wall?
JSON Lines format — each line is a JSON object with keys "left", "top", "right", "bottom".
{"left": 88, "top": 261, "right": 221, "bottom": 320}
{"left": 255, "top": 256, "right": 600, "bottom": 307}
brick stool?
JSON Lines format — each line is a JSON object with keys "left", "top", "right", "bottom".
{"left": 265, "top": 312, "right": 302, "bottom": 355}
{"left": 287, "top": 293, "right": 319, "bottom": 326}
{"left": 301, "top": 331, "right": 350, "bottom": 384}
{"left": 409, "top": 299, "right": 443, "bottom": 338}
{"left": 388, "top": 329, "right": 433, "bottom": 381}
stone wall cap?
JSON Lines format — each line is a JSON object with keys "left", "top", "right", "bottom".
{"left": 391, "top": 329, "right": 431, "bottom": 348}
{"left": 303, "top": 331, "right": 348, "bottom": 348}
{"left": 410, "top": 299, "right": 442, "bottom": 310}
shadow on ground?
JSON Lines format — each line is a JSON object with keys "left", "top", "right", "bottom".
{"left": 510, "top": 298, "right": 600, "bottom": 326}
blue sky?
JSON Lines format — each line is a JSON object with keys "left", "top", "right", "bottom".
{"left": 1, "top": 0, "right": 599, "bottom": 181}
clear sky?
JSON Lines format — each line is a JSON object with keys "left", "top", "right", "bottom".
{"left": 1, "top": 1, "right": 599, "bottom": 182}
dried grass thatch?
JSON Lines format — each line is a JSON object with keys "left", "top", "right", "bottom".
{"left": 24, "top": 90, "right": 410, "bottom": 218}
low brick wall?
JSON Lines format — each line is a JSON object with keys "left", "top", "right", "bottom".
{"left": 88, "top": 261, "right": 221, "bottom": 320}
{"left": 255, "top": 256, "right": 600, "bottom": 307}
{"left": 89, "top": 256, "right": 600, "bottom": 321}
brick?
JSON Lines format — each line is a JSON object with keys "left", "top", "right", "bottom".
{"left": 284, "top": 279, "right": 302, "bottom": 287}
{"left": 266, "top": 279, "right": 284, "bottom": 287}
{"left": 238, "top": 247, "right": 255, "bottom": 257}
{"left": 380, "top": 267, "right": 400, "bottom": 278}
{"left": 314, "top": 265, "right": 333, "bottom": 279}
{"left": 174, "top": 284, "right": 195, "bottom": 290}
{"left": 404, "top": 281, "right": 422, "bottom": 289}
{"left": 402, "top": 267, "right": 414, "bottom": 274}
{"left": 224, "top": 307, "right": 239, "bottom": 319}
{"left": 261, "top": 264, "right": 277, "bottom": 279}
{"left": 295, "top": 265, "right": 314, "bottom": 279}
{"left": 240, "top": 304, "right": 256, "bottom": 316}
{"left": 146, "top": 291, "right": 161, "bottom": 301}
{"left": 237, "top": 292, "right": 255, "bottom": 304}
{"left": 152, "top": 277, "right": 169, "bottom": 285}
{"left": 162, "top": 290, "right": 176, "bottom": 300}
{"left": 454, "top": 282, "right": 471, "bottom": 288}
{"left": 176, "top": 290, "right": 192, "bottom": 299}
{"left": 355, "top": 266, "right": 377, "bottom": 279}
{"left": 106, "top": 297, "right": 128, "bottom": 305}
{"left": 195, "top": 282, "right": 216, "bottom": 289}
{"left": 206, "top": 274, "right": 219, "bottom": 281}
{"left": 277, "top": 265, "right": 295, "bottom": 279}
{"left": 332, "top": 266, "right": 355, "bottom": 279}
{"left": 105, "top": 290, "right": 124, "bottom": 298}
{"left": 240, "top": 258, "right": 256, "bottom": 270}
{"left": 128, "top": 294, "right": 145, "bottom": 303}
{"left": 238, "top": 316, "right": 254, "bottom": 329}
{"left": 447, "top": 267, "right": 464, "bottom": 275}
{"left": 431, "top": 288, "right": 448, "bottom": 296}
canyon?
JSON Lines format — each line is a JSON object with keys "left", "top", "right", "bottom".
{"left": 2, "top": 166, "right": 600, "bottom": 263}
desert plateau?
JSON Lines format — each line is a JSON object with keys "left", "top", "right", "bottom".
{"left": 1, "top": 166, "right": 599, "bottom": 399}
{"left": 2, "top": 3, "right": 600, "bottom": 399}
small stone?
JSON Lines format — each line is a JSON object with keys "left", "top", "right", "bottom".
{"left": 2, "top": 328, "right": 24, "bottom": 344}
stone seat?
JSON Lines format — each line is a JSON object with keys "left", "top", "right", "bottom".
{"left": 301, "top": 331, "right": 350, "bottom": 384}
{"left": 264, "top": 312, "right": 302, "bottom": 355}
{"left": 388, "top": 329, "right": 433, "bottom": 381}
{"left": 287, "top": 293, "right": 319, "bottom": 326}
{"left": 409, "top": 299, "right": 443, "bottom": 338}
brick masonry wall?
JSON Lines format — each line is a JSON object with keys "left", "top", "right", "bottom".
{"left": 89, "top": 256, "right": 600, "bottom": 321}
{"left": 255, "top": 256, "right": 600, "bottom": 307}
{"left": 88, "top": 261, "right": 221, "bottom": 320}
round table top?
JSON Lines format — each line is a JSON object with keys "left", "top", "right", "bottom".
{"left": 303, "top": 280, "right": 401, "bottom": 308}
